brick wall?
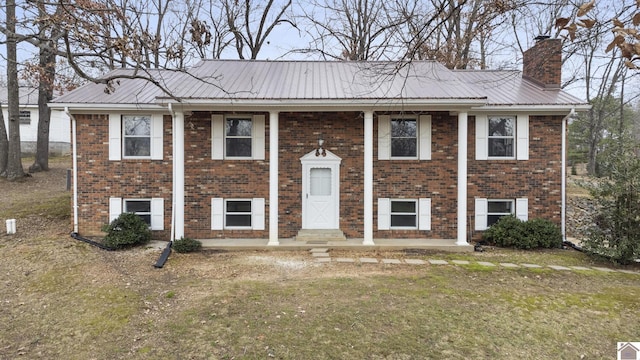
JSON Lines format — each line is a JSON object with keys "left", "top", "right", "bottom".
{"left": 523, "top": 38, "right": 562, "bottom": 88}
{"left": 183, "top": 112, "right": 270, "bottom": 239}
{"left": 74, "top": 114, "right": 173, "bottom": 238}
{"left": 468, "top": 114, "right": 563, "bottom": 241}
{"left": 74, "top": 111, "right": 563, "bottom": 242}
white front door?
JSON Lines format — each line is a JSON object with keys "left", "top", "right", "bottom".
{"left": 301, "top": 150, "right": 341, "bottom": 230}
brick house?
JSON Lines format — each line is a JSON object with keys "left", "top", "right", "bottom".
{"left": 51, "top": 37, "right": 588, "bottom": 249}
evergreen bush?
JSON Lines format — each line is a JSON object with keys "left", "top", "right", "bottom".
{"left": 101, "top": 213, "right": 151, "bottom": 249}
{"left": 172, "top": 237, "right": 202, "bottom": 253}
{"left": 482, "top": 216, "right": 562, "bottom": 249}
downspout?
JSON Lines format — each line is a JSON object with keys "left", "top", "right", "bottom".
{"left": 561, "top": 108, "right": 575, "bottom": 241}
{"left": 168, "top": 103, "right": 176, "bottom": 242}
{"left": 65, "top": 107, "right": 79, "bottom": 233}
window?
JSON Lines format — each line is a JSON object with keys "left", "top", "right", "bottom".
{"left": 488, "top": 116, "right": 515, "bottom": 158}
{"left": 378, "top": 198, "right": 431, "bottom": 231}
{"left": 109, "top": 113, "right": 163, "bottom": 161}
{"left": 19, "top": 111, "right": 31, "bottom": 125}
{"left": 391, "top": 118, "right": 417, "bottom": 158}
{"left": 475, "top": 114, "right": 528, "bottom": 161}
{"left": 211, "top": 114, "right": 265, "bottom": 160}
{"left": 474, "top": 198, "right": 528, "bottom": 230}
{"left": 124, "top": 200, "right": 152, "bottom": 226}
{"left": 391, "top": 200, "right": 417, "bottom": 228}
{"left": 378, "top": 114, "right": 431, "bottom": 160}
{"left": 109, "top": 197, "right": 164, "bottom": 230}
{"left": 487, "top": 200, "right": 514, "bottom": 227}
{"left": 211, "top": 198, "right": 265, "bottom": 230}
{"left": 123, "top": 115, "right": 151, "bottom": 157}
{"left": 225, "top": 200, "right": 252, "bottom": 228}
{"left": 226, "top": 117, "right": 252, "bottom": 157}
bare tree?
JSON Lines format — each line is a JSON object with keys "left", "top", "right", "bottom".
{"left": 0, "top": 103, "right": 7, "bottom": 175}
{"left": 300, "top": 0, "right": 412, "bottom": 60}
{"left": 402, "top": 0, "right": 519, "bottom": 69}
{"left": 5, "top": 0, "right": 26, "bottom": 180}
{"left": 224, "top": 0, "right": 294, "bottom": 60}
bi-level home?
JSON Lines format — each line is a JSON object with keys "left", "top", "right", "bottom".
{"left": 51, "top": 37, "right": 588, "bottom": 249}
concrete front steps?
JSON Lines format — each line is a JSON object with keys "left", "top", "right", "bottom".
{"left": 295, "top": 229, "right": 347, "bottom": 243}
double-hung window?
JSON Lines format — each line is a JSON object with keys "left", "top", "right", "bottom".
{"left": 124, "top": 199, "right": 152, "bottom": 226}
{"left": 391, "top": 118, "right": 417, "bottom": 158}
{"left": 211, "top": 198, "right": 265, "bottom": 230}
{"left": 390, "top": 200, "right": 417, "bottom": 228}
{"left": 123, "top": 115, "right": 151, "bottom": 157}
{"left": 225, "top": 200, "right": 252, "bottom": 228}
{"left": 378, "top": 114, "right": 431, "bottom": 160}
{"left": 108, "top": 197, "right": 164, "bottom": 230}
{"left": 108, "top": 113, "right": 163, "bottom": 161}
{"left": 211, "top": 114, "right": 265, "bottom": 160}
{"left": 378, "top": 198, "right": 431, "bottom": 230}
{"left": 475, "top": 198, "right": 528, "bottom": 230}
{"left": 225, "top": 117, "right": 253, "bottom": 158}
{"left": 487, "top": 200, "right": 514, "bottom": 227}
{"left": 488, "top": 116, "right": 515, "bottom": 158}
{"left": 475, "top": 114, "right": 529, "bottom": 160}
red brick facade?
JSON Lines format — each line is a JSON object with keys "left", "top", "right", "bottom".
{"left": 73, "top": 111, "right": 563, "bottom": 241}
{"left": 523, "top": 38, "right": 562, "bottom": 88}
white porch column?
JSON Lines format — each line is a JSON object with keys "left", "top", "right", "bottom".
{"left": 363, "top": 111, "right": 374, "bottom": 245}
{"left": 173, "top": 110, "right": 185, "bottom": 240}
{"left": 268, "top": 111, "right": 280, "bottom": 245}
{"left": 457, "top": 112, "right": 469, "bottom": 245}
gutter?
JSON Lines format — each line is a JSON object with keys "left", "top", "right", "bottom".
{"left": 65, "top": 107, "right": 79, "bottom": 233}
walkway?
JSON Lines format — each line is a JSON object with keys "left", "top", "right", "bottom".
{"left": 308, "top": 248, "right": 640, "bottom": 275}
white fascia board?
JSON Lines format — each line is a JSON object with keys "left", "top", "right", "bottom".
{"left": 154, "top": 99, "right": 488, "bottom": 113}
{"left": 471, "top": 104, "right": 591, "bottom": 113}
{"left": 48, "top": 103, "right": 169, "bottom": 112}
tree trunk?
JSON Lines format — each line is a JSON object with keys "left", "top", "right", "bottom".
{"left": 29, "top": 41, "right": 56, "bottom": 173}
{"left": 0, "top": 103, "right": 8, "bottom": 176}
{"left": 6, "top": 0, "right": 25, "bottom": 181}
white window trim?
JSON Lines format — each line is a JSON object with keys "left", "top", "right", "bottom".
{"left": 224, "top": 198, "right": 253, "bottom": 229}
{"left": 108, "top": 197, "right": 164, "bottom": 230}
{"left": 476, "top": 114, "right": 529, "bottom": 161}
{"left": 487, "top": 115, "right": 516, "bottom": 160}
{"left": 378, "top": 114, "right": 431, "bottom": 160}
{"left": 211, "top": 114, "right": 265, "bottom": 160}
{"left": 475, "top": 197, "right": 528, "bottom": 230}
{"left": 109, "top": 113, "right": 163, "bottom": 161}
{"left": 378, "top": 197, "right": 431, "bottom": 231}
{"left": 211, "top": 197, "right": 265, "bottom": 230}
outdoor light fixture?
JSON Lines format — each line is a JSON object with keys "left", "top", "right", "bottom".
{"left": 316, "top": 135, "right": 327, "bottom": 157}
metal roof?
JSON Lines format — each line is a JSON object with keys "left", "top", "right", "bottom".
{"left": 453, "top": 70, "right": 586, "bottom": 106}
{"left": 51, "top": 60, "right": 588, "bottom": 109}
{"left": 0, "top": 86, "right": 40, "bottom": 106}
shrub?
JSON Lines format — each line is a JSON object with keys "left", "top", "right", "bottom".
{"left": 172, "top": 237, "right": 202, "bottom": 253}
{"left": 482, "top": 216, "right": 562, "bottom": 249}
{"left": 101, "top": 213, "right": 151, "bottom": 249}
{"left": 482, "top": 216, "right": 524, "bottom": 248}
{"left": 523, "top": 218, "right": 563, "bottom": 249}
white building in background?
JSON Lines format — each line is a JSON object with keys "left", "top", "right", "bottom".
{"left": 0, "top": 86, "right": 70, "bottom": 156}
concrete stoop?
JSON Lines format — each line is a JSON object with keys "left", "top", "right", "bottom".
{"left": 295, "top": 229, "right": 347, "bottom": 243}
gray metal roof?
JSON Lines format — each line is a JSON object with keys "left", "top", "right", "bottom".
{"left": 51, "top": 60, "right": 588, "bottom": 109}
{"left": 453, "top": 70, "right": 586, "bottom": 106}
{"left": 0, "top": 86, "right": 39, "bottom": 106}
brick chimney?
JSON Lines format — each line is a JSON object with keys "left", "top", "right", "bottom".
{"left": 523, "top": 36, "right": 562, "bottom": 89}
